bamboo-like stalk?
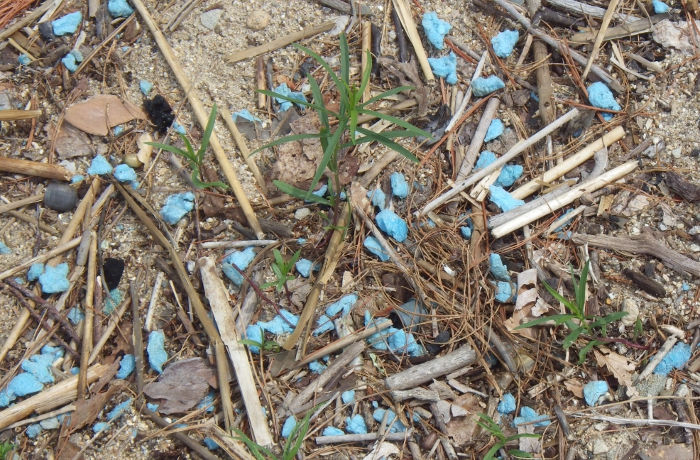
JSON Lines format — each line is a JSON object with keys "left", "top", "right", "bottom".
{"left": 0, "top": 109, "right": 42, "bottom": 121}
{"left": 78, "top": 232, "right": 97, "bottom": 399}
{"left": 361, "top": 22, "right": 372, "bottom": 103}
{"left": 391, "top": 0, "right": 435, "bottom": 82}
{"left": 256, "top": 56, "right": 266, "bottom": 109}
{"left": 581, "top": 0, "right": 622, "bottom": 81}
{"left": 0, "top": 194, "right": 44, "bottom": 215}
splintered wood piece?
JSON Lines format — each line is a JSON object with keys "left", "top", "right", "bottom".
{"left": 385, "top": 345, "right": 477, "bottom": 390}
{"left": 622, "top": 268, "right": 665, "bottom": 297}
{"left": 0, "top": 157, "right": 71, "bottom": 181}
{"left": 581, "top": 0, "right": 622, "bottom": 81}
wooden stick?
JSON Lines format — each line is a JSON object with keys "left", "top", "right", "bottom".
{"left": 78, "top": 233, "right": 97, "bottom": 399}
{"left": 219, "top": 105, "right": 268, "bottom": 196}
{"left": 198, "top": 257, "right": 274, "bottom": 448}
{"left": 581, "top": 0, "right": 621, "bottom": 81}
{"left": 225, "top": 21, "right": 336, "bottom": 64}
{"left": 130, "top": 283, "right": 145, "bottom": 394}
{"left": 420, "top": 108, "right": 579, "bottom": 216}
{"left": 0, "top": 109, "right": 42, "bottom": 121}
{"left": 256, "top": 56, "right": 266, "bottom": 109}
{"left": 570, "top": 15, "right": 665, "bottom": 43}
{"left": 546, "top": 0, "right": 639, "bottom": 21}
{"left": 526, "top": 0, "right": 555, "bottom": 129}
{"left": 5, "top": 210, "right": 58, "bottom": 235}
{"left": 510, "top": 126, "right": 625, "bottom": 199}
{"left": 314, "top": 0, "right": 371, "bottom": 15}
{"left": 130, "top": 0, "right": 264, "bottom": 239}
{"left": 316, "top": 432, "right": 410, "bottom": 444}
{"left": 0, "top": 363, "right": 110, "bottom": 430}
{"left": 391, "top": 0, "right": 435, "bottom": 82}
{"left": 88, "top": 295, "right": 131, "bottom": 364}
{"left": 0, "top": 157, "right": 70, "bottom": 181}
{"left": 456, "top": 97, "right": 500, "bottom": 181}
{"left": 0, "top": 0, "right": 54, "bottom": 41}
{"left": 385, "top": 345, "right": 477, "bottom": 390}
{"left": 491, "top": 160, "right": 638, "bottom": 238}
{"left": 361, "top": 22, "right": 372, "bottom": 103}
{"left": 445, "top": 52, "right": 487, "bottom": 133}
{"left": 0, "top": 194, "right": 44, "bottom": 214}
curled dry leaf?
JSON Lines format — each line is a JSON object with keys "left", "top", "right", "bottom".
{"left": 143, "top": 357, "right": 215, "bottom": 414}
{"left": 64, "top": 95, "right": 147, "bottom": 136}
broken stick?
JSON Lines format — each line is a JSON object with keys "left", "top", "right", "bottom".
{"left": 0, "top": 157, "right": 71, "bottom": 181}
{"left": 385, "top": 345, "right": 477, "bottom": 390}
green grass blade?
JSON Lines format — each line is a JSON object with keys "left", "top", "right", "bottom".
{"left": 576, "top": 260, "right": 590, "bottom": 312}
{"left": 358, "top": 50, "right": 373, "bottom": 97}
{"left": 578, "top": 339, "right": 600, "bottom": 363}
{"left": 145, "top": 142, "right": 192, "bottom": 161}
{"left": 513, "top": 314, "right": 577, "bottom": 330}
{"left": 272, "top": 249, "right": 285, "bottom": 268}
{"left": 358, "top": 85, "right": 415, "bottom": 107}
{"left": 541, "top": 280, "right": 575, "bottom": 312}
{"left": 355, "top": 127, "right": 419, "bottom": 163}
{"left": 337, "top": 130, "right": 416, "bottom": 149}
{"left": 308, "top": 76, "right": 329, "bottom": 129}
{"left": 292, "top": 43, "right": 349, "bottom": 108}
{"left": 588, "top": 312, "right": 628, "bottom": 328}
{"left": 257, "top": 89, "right": 335, "bottom": 116}
{"left": 178, "top": 133, "right": 195, "bottom": 157}
{"left": 562, "top": 327, "right": 584, "bottom": 349}
{"left": 273, "top": 180, "right": 331, "bottom": 205}
{"left": 356, "top": 108, "right": 432, "bottom": 138}
{"left": 251, "top": 133, "right": 325, "bottom": 155}
{"left": 197, "top": 103, "right": 217, "bottom": 161}
{"left": 340, "top": 33, "right": 349, "bottom": 84}
{"left": 483, "top": 444, "right": 502, "bottom": 460}
{"left": 349, "top": 110, "right": 358, "bottom": 143}
{"left": 308, "top": 119, "right": 347, "bottom": 196}
{"left": 508, "top": 449, "right": 534, "bottom": 458}
{"left": 239, "top": 339, "right": 264, "bottom": 348}
{"left": 290, "top": 249, "right": 302, "bottom": 267}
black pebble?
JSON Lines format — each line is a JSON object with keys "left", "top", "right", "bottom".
{"left": 39, "top": 22, "right": 55, "bottom": 40}
{"left": 143, "top": 95, "right": 175, "bottom": 134}
{"left": 103, "top": 258, "right": 125, "bottom": 291}
{"left": 44, "top": 182, "right": 78, "bottom": 212}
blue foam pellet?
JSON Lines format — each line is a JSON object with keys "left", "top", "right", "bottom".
{"left": 513, "top": 406, "right": 550, "bottom": 427}
{"left": 70, "top": 367, "right": 79, "bottom": 375}
{"left": 484, "top": 119, "right": 504, "bottom": 143}
{"left": 428, "top": 52, "right": 457, "bottom": 85}
{"left": 245, "top": 324, "right": 263, "bottom": 354}
{"left": 0, "top": 389, "right": 11, "bottom": 407}
{"left": 160, "top": 192, "right": 195, "bottom": 225}
{"left": 326, "top": 294, "right": 358, "bottom": 318}
{"left": 587, "top": 82, "right": 620, "bottom": 122}
{"left": 282, "top": 417, "right": 297, "bottom": 438}
{"left": 489, "top": 253, "right": 510, "bottom": 281}
{"left": 258, "top": 309, "right": 298, "bottom": 335}
{"left": 18, "top": 54, "right": 31, "bottom": 66}
{"left": 475, "top": 151, "right": 497, "bottom": 170}
{"left": 498, "top": 393, "right": 516, "bottom": 414}
{"left": 345, "top": 414, "right": 368, "bottom": 434}
{"left": 147, "top": 330, "right": 167, "bottom": 373}
{"left": 367, "top": 189, "right": 387, "bottom": 210}
{"left": 21, "top": 355, "right": 55, "bottom": 384}
{"left": 491, "top": 30, "right": 519, "bottom": 58}
{"left": 87, "top": 155, "right": 113, "bottom": 175}
{"left": 221, "top": 246, "right": 256, "bottom": 286}
{"left": 116, "top": 354, "right": 135, "bottom": 379}
{"left": 495, "top": 164, "right": 523, "bottom": 188}
{"left": 67, "top": 307, "right": 84, "bottom": 325}
{"left": 460, "top": 226, "right": 472, "bottom": 239}
{"left": 107, "top": 398, "right": 132, "bottom": 420}
{"left": 61, "top": 54, "right": 78, "bottom": 72}
{"left": 654, "top": 342, "right": 692, "bottom": 375}
{"left": 103, "top": 289, "right": 123, "bottom": 314}
{"left": 53, "top": 11, "right": 82, "bottom": 36}
{"left": 108, "top": 0, "right": 135, "bottom": 18}
{"left": 40, "top": 416, "right": 61, "bottom": 430}
{"left": 376, "top": 209, "right": 408, "bottom": 242}
{"left": 309, "top": 185, "right": 328, "bottom": 202}
{"left": 203, "top": 438, "right": 219, "bottom": 450}
{"left": 309, "top": 360, "right": 327, "bottom": 374}
{"left": 173, "top": 122, "right": 186, "bottom": 135}
{"left": 297, "top": 238, "right": 307, "bottom": 245}
{"left": 14, "top": 278, "right": 24, "bottom": 285}
{"left": 28, "top": 263, "right": 44, "bottom": 281}
{"left": 26, "top": 424, "right": 42, "bottom": 438}
{"left": 0, "top": 242, "right": 10, "bottom": 255}
{"left": 489, "top": 185, "right": 524, "bottom": 212}
{"left": 197, "top": 391, "right": 216, "bottom": 412}
{"left": 273, "top": 83, "right": 307, "bottom": 112}
{"left": 8, "top": 373, "right": 43, "bottom": 397}
{"left": 341, "top": 390, "right": 355, "bottom": 404}
{"left": 70, "top": 50, "right": 83, "bottom": 62}
{"left": 113, "top": 125, "right": 125, "bottom": 136}
{"left": 147, "top": 403, "right": 159, "bottom": 412}
{"left": 390, "top": 173, "right": 409, "bottom": 198}
{"left": 583, "top": 380, "right": 609, "bottom": 406}
{"left": 71, "top": 175, "right": 84, "bottom": 184}
{"left": 93, "top": 422, "right": 109, "bottom": 433}
{"left": 295, "top": 258, "right": 318, "bottom": 277}
{"left": 139, "top": 80, "right": 153, "bottom": 96}
{"left": 42, "top": 346, "right": 63, "bottom": 358}
{"left": 39, "top": 263, "right": 70, "bottom": 294}
{"left": 114, "top": 164, "right": 137, "bottom": 183}
{"left": 682, "top": 282, "right": 691, "bottom": 291}
{"left": 494, "top": 281, "right": 513, "bottom": 303}
{"left": 312, "top": 314, "right": 334, "bottom": 336}
{"left": 472, "top": 76, "right": 505, "bottom": 97}
{"left": 364, "top": 236, "right": 390, "bottom": 261}
{"left": 373, "top": 408, "right": 407, "bottom": 432}
{"left": 422, "top": 12, "right": 452, "bottom": 49}
{"left": 388, "top": 329, "right": 424, "bottom": 356}
{"left": 652, "top": 0, "right": 670, "bottom": 13}
{"left": 232, "top": 109, "right": 262, "bottom": 122}
{"left": 323, "top": 426, "right": 345, "bottom": 436}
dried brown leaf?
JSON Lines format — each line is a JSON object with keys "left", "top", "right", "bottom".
{"left": 143, "top": 357, "right": 215, "bottom": 414}
{"left": 65, "top": 95, "right": 147, "bottom": 136}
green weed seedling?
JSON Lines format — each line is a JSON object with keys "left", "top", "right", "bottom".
{"left": 0, "top": 441, "right": 13, "bottom": 460}
{"left": 261, "top": 249, "right": 301, "bottom": 294}
{"left": 476, "top": 413, "right": 540, "bottom": 459}
{"left": 239, "top": 338, "right": 281, "bottom": 354}
{"left": 146, "top": 104, "right": 229, "bottom": 190}
{"left": 232, "top": 405, "right": 314, "bottom": 460}
{"left": 515, "top": 260, "right": 628, "bottom": 363}
{"left": 255, "top": 33, "right": 431, "bottom": 214}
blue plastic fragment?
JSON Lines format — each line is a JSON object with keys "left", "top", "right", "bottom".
{"left": 258, "top": 309, "right": 298, "bottom": 335}
{"left": 117, "top": 354, "right": 135, "bottom": 379}
{"left": 70, "top": 367, "right": 79, "bottom": 375}
{"left": 203, "top": 438, "right": 219, "bottom": 450}
{"left": 654, "top": 342, "right": 692, "bottom": 375}
{"left": 475, "top": 151, "right": 497, "bottom": 170}
{"left": 498, "top": 393, "right": 516, "bottom": 414}
{"left": 323, "top": 426, "right": 345, "bottom": 436}
{"left": 494, "top": 164, "right": 523, "bottom": 188}
{"left": 297, "top": 238, "right": 307, "bottom": 245}
{"left": 373, "top": 408, "right": 406, "bottom": 432}
{"left": 484, "top": 119, "right": 504, "bottom": 143}
{"left": 652, "top": 0, "right": 670, "bottom": 13}
{"left": 71, "top": 175, "right": 85, "bottom": 184}
{"left": 309, "top": 360, "right": 327, "bottom": 374}
{"left": 427, "top": 52, "right": 457, "bottom": 85}
{"left": 494, "top": 281, "right": 513, "bottom": 303}
{"left": 682, "top": 282, "right": 691, "bottom": 291}
{"left": 489, "top": 253, "right": 510, "bottom": 281}
{"left": 0, "top": 242, "right": 10, "bottom": 255}
{"left": 160, "top": 192, "right": 195, "bottom": 225}
{"left": 363, "top": 236, "right": 390, "bottom": 261}
{"left": 472, "top": 76, "right": 505, "bottom": 97}
{"left": 40, "top": 416, "right": 61, "bottom": 430}
{"left": 367, "top": 188, "right": 387, "bottom": 210}
{"left": 460, "top": 226, "right": 472, "bottom": 239}
{"left": 108, "top": 0, "right": 134, "bottom": 17}
{"left": 282, "top": 417, "right": 297, "bottom": 438}
{"left": 26, "top": 424, "right": 42, "bottom": 438}
{"left": 245, "top": 324, "right": 264, "bottom": 354}
{"left": 390, "top": 172, "right": 409, "bottom": 198}
{"left": 587, "top": 82, "right": 620, "bottom": 122}
{"left": 312, "top": 314, "right": 334, "bottom": 336}
{"left": 87, "top": 155, "right": 113, "bottom": 176}
{"left": 296, "top": 259, "right": 318, "bottom": 278}
{"left": 9, "top": 373, "right": 44, "bottom": 398}
{"left": 583, "top": 380, "right": 609, "bottom": 406}
{"left": 273, "top": 83, "right": 307, "bottom": 112}
{"left": 39, "top": 263, "right": 70, "bottom": 294}
{"left": 341, "top": 390, "right": 355, "bottom": 404}
{"left": 513, "top": 406, "right": 550, "bottom": 428}
{"left": 114, "top": 164, "right": 137, "bottom": 183}
{"left": 489, "top": 185, "right": 524, "bottom": 212}
{"left": 147, "top": 403, "right": 159, "bottom": 412}
{"left": 68, "top": 307, "right": 85, "bottom": 325}
{"left": 387, "top": 329, "right": 424, "bottom": 356}
{"left": 18, "top": 54, "right": 31, "bottom": 66}
{"left": 28, "top": 263, "right": 44, "bottom": 281}
{"left": 93, "top": 422, "right": 109, "bottom": 433}
{"left": 221, "top": 246, "right": 256, "bottom": 285}
{"left": 197, "top": 391, "right": 216, "bottom": 412}
{"left": 103, "top": 289, "right": 123, "bottom": 314}
{"left": 326, "top": 294, "right": 358, "bottom": 318}
{"left": 345, "top": 414, "right": 368, "bottom": 434}
{"left": 376, "top": 209, "right": 408, "bottom": 242}
{"left": 491, "top": 30, "right": 519, "bottom": 58}
{"left": 108, "top": 399, "right": 132, "bottom": 421}
{"left": 53, "top": 11, "right": 82, "bottom": 36}
{"left": 422, "top": 12, "right": 452, "bottom": 49}
{"left": 147, "top": 330, "right": 167, "bottom": 373}
{"left": 113, "top": 125, "right": 125, "bottom": 136}
{"left": 139, "top": 80, "right": 153, "bottom": 96}
{"left": 173, "top": 122, "right": 186, "bottom": 135}
{"left": 232, "top": 109, "right": 262, "bottom": 122}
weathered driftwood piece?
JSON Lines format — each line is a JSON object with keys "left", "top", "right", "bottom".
{"left": 457, "top": 97, "right": 500, "bottom": 181}
{"left": 571, "top": 232, "right": 700, "bottom": 277}
{"left": 130, "top": 0, "right": 264, "bottom": 239}
{"left": 420, "top": 109, "right": 579, "bottom": 216}
{"left": 0, "top": 157, "right": 71, "bottom": 181}
{"left": 385, "top": 345, "right": 477, "bottom": 391}
{"left": 622, "top": 268, "right": 665, "bottom": 297}
{"left": 130, "top": 283, "right": 145, "bottom": 394}
{"left": 0, "top": 109, "right": 42, "bottom": 121}
{"left": 390, "top": 388, "right": 441, "bottom": 403}
{"left": 581, "top": 0, "right": 622, "bottom": 81}
{"left": 492, "top": 160, "right": 637, "bottom": 238}
{"left": 511, "top": 126, "right": 625, "bottom": 199}
{"left": 0, "top": 363, "right": 110, "bottom": 430}
{"left": 666, "top": 172, "right": 700, "bottom": 201}
{"left": 0, "top": 194, "right": 44, "bottom": 214}
{"left": 546, "top": 0, "right": 639, "bottom": 21}
{"left": 225, "top": 21, "right": 336, "bottom": 64}
{"left": 391, "top": 0, "right": 435, "bottom": 82}
{"left": 288, "top": 341, "right": 364, "bottom": 411}
{"left": 570, "top": 15, "right": 666, "bottom": 43}
{"left": 526, "top": 0, "right": 555, "bottom": 128}
{"left": 199, "top": 257, "right": 274, "bottom": 448}
{"left": 219, "top": 105, "right": 268, "bottom": 196}
{"left": 316, "top": 432, "right": 410, "bottom": 445}
{"left": 314, "top": 0, "right": 371, "bottom": 15}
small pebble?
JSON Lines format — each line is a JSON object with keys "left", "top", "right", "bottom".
{"left": 200, "top": 9, "right": 223, "bottom": 30}
{"left": 246, "top": 10, "right": 271, "bottom": 30}
{"left": 295, "top": 208, "right": 311, "bottom": 220}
